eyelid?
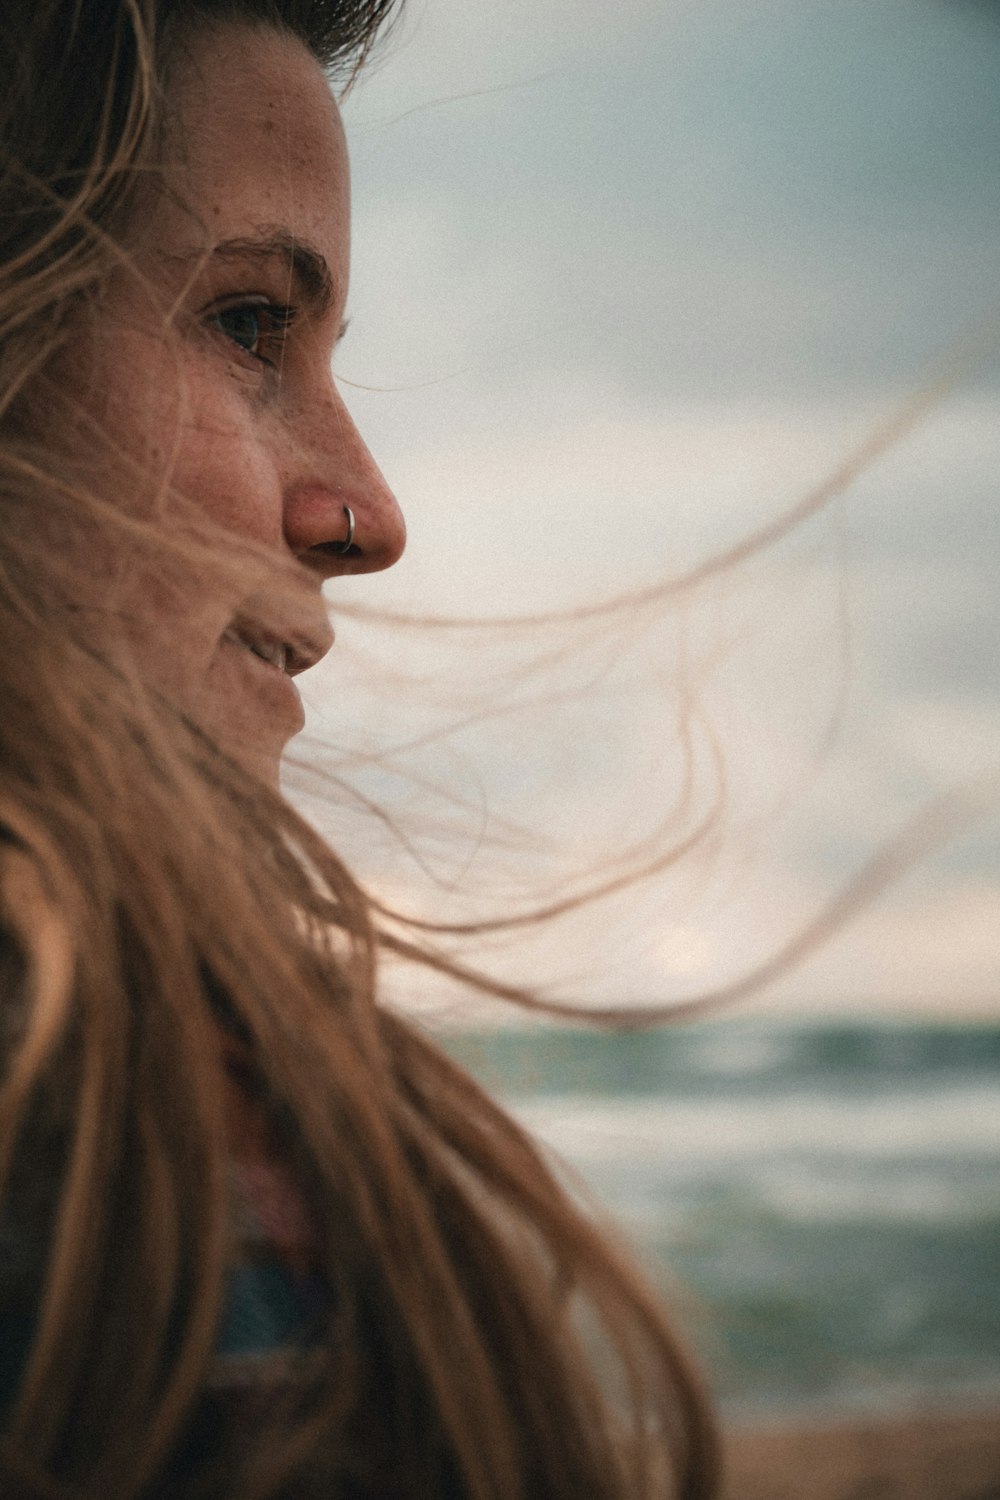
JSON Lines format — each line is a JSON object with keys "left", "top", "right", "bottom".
{"left": 207, "top": 295, "right": 298, "bottom": 369}
{"left": 209, "top": 293, "right": 297, "bottom": 327}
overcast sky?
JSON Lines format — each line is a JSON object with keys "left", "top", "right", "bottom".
{"left": 289, "top": 0, "right": 1000, "bottom": 1019}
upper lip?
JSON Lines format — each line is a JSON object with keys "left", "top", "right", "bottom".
{"left": 228, "top": 609, "right": 334, "bottom": 676}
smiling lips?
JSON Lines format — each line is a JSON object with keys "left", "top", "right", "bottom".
{"left": 224, "top": 612, "right": 334, "bottom": 677}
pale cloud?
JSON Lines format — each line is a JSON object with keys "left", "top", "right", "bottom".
{"left": 296, "top": 0, "right": 1000, "bottom": 1017}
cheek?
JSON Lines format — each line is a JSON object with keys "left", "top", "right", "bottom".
{"left": 50, "top": 338, "right": 190, "bottom": 566}
{"left": 123, "top": 406, "right": 286, "bottom": 698}
{"left": 69, "top": 324, "right": 275, "bottom": 539}
{"left": 169, "top": 384, "right": 283, "bottom": 550}
{"left": 54, "top": 319, "right": 285, "bottom": 688}
{"left": 80, "top": 407, "right": 276, "bottom": 696}
{"left": 82, "top": 332, "right": 184, "bottom": 487}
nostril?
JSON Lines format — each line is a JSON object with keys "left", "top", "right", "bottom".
{"left": 312, "top": 539, "right": 361, "bottom": 561}
{"left": 284, "top": 482, "right": 404, "bottom": 575}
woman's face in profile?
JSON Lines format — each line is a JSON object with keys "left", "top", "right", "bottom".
{"left": 62, "top": 21, "right": 405, "bottom": 783}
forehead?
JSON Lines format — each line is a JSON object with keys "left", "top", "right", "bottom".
{"left": 151, "top": 21, "right": 349, "bottom": 283}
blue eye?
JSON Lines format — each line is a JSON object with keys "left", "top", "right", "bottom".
{"left": 211, "top": 301, "right": 295, "bottom": 365}
{"left": 215, "top": 304, "right": 263, "bottom": 353}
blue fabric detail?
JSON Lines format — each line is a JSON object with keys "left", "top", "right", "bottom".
{"left": 217, "top": 1262, "right": 316, "bottom": 1356}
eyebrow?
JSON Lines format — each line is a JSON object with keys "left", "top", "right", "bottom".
{"left": 181, "top": 228, "right": 337, "bottom": 320}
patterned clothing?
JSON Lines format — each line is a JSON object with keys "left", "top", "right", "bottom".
{"left": 0, "top": 1031, "right": 328, "bottom": 1416}
{"left": 213, "top": 1030, "right": 328, "bottom": 1386}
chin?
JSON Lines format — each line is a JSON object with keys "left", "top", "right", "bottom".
{"left": 194, "top": 646, "right": 304, "bottom": 787}
{"left": 198, "top": 708, "right": 288, "bottom": 789}
{"left": 229, "top": 735, "right": 285, "bottom": 790}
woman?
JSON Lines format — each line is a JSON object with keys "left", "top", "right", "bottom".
{"left": 0, "top": 1, "right": 719, "bottom": 1496}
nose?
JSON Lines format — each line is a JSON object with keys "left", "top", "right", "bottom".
{"left": 282, "top": 391, "right": 406, "bottom": 578}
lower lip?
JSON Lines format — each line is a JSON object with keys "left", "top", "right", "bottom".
{"left": 219, "top": 635, "right": 305, "bottom": 736}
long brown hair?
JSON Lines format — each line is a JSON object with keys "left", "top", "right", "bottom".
{"left": 0, "top": 2, "right": 719, "bottom": 1496}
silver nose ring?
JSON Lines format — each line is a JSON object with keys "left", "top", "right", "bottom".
{"left": 334, "top": 504, "right": 355, "bottom": 555}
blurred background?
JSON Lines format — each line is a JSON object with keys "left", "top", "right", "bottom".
{"left": 287, "top": 0, "right": 1000, "bottom": 1433}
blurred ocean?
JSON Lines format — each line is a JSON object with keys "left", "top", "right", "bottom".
{"left": 441, "top": 1019, "right": 1000, "bottom": 1419}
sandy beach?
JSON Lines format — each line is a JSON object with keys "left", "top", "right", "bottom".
{"left": 721, "top": 1408, "right": 1000, "bottom": 1500}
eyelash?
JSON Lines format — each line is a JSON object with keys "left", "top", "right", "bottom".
{"left": 210, "top": 299, "right": 297, "bottom": 368}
